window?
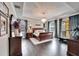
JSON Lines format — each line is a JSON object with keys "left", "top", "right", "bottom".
{"left": 48, "top": 21, "right": 55, "bottom": 37}
{"left": 61, "top": 18, "right": 70, "bottom": 38}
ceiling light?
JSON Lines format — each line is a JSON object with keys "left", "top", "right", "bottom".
{"left": 41, "top": 18, "right": 47, "bottom": 23}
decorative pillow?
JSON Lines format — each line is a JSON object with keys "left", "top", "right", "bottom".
{"left": 33, "top": 30, "right": 40, "bottom": 37}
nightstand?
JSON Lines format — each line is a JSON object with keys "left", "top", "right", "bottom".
{"left": 26, "top": 33, "right": 33, "bottom": 39}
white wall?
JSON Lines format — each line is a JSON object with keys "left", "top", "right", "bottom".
{"left": 0, "top": 2, "right": 16, "bottom": 56}
{"left": 27, "top": 19, "right": 43, "bottom": 28}
{"left": 0, "top": 35, "right": 9, "bottom": 56}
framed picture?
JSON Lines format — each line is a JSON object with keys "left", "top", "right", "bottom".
{"left": 0, "top": 2, "right": 9, "bottom": 36}
{"left": 35, "top": 24, "right": 41, "bottom": 26}
{"left": 0, "top": 2, "right": 9, "bottom": 17}
{"left": 0, "top": 14, "right": 8, "bottom": 36}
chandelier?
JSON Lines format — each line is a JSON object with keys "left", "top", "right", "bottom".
{"left": 41, "top": 18, "right": 47, "bottom": 23}
{"left": 41, "top": 12, "right": 47, "bottom": 23}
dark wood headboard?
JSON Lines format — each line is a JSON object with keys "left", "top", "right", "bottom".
{"left": 32, "top": 28, "right": 43, "bottom": 32}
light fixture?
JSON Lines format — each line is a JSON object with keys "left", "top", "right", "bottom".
{"left": 41, "top": 12, "right": 47, "bottom": 29}
{"left": 41, "top": 18, "right": 47, "bottom": 23}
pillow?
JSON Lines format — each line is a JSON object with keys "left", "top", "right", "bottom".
{"left": 33, "top": 30, "right": 45, "bottom": 36}
{"left": 33, "top": 30, "right": 40, "bottom": 37}
{"left": 36, "top": 30, "right": 45, "bottom": 33}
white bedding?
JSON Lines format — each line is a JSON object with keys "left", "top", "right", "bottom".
{"left": 33, "top": 31, "right": 39, "bottom": 37}
{"left": 33, "top": 30, "right": 45, "bottom": 36}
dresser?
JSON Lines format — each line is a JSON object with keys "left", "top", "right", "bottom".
{"left": 67, "top": 39, "right": 79, "bottom": 56}
{"left": 9, "top": 36, "right": 22, "bottom": 56}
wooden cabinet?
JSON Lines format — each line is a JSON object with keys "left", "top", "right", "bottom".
{"left": 9, "top": 36, "right": 22, "bottom": 56}
{"left": 67, "top": 39, "right": 79, "bottom": 56}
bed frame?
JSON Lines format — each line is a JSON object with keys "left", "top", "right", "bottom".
{"left": 32, "top": 28, "right": 53, "bottom": 41}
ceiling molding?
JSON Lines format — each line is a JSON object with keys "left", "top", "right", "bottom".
{"left": 48, "top": 2, "right": 78, "bottom": 20}
{"left": 48, "top": 11, "right": 79, "bottom": 21}
{"left": 63, "top": 2, "right": 76, "bottom": 12}
{"left": 10, "top": 2, "right": 17, "bottom": 17}
{"left": 12, "top": 2, "right": 79, "bottom": 21}
{"left": 48, "top": 9, "right": 71, "bottom": 20}
{"left": 22, "top": 16, "right": 40, "bottom": 20}
{"left": 34, "top": 2, "right": 40, "bottom": 8}
{"left": 22, "top": 2, "right": 26, "bottom": 17}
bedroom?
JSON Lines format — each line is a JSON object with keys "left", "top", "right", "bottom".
{"left": 0, "top": 2, "right": 79, "bottom": 56}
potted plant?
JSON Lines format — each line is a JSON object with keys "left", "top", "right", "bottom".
{"left": 73, "top": 27, "right": 79, "bottom": 39}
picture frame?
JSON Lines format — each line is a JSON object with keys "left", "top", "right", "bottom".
{"left": 0, "top": 2, "right": 9, "bottom": 36}
{"left": 0, "top": 2, "right": 9, "bottom": 17}
{"left": 0, "top": 13, "right": 8, "bottom": 36}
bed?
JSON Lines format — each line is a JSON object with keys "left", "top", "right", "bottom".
{"left": 32, "top": 28, "right": 53, "bottom": 41}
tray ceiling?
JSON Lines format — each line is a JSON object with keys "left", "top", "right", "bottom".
{"left": 12, "top": 2, "right": 79, "bottom": 20}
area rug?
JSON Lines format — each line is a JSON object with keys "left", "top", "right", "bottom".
{"left": 30, "top": 38, "right": 53, "bottom": 45}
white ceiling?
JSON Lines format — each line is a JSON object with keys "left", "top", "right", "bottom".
{"left": 12, "top": 2, "right": 79, "bottom": 20}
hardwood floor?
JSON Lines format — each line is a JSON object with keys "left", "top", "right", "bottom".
{"left": 22, "top": 38, "right": 67, "bottom": 56}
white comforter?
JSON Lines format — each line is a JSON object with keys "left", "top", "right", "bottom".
{"left": 33, "top": 30, "right": 45, "bottom": 37}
